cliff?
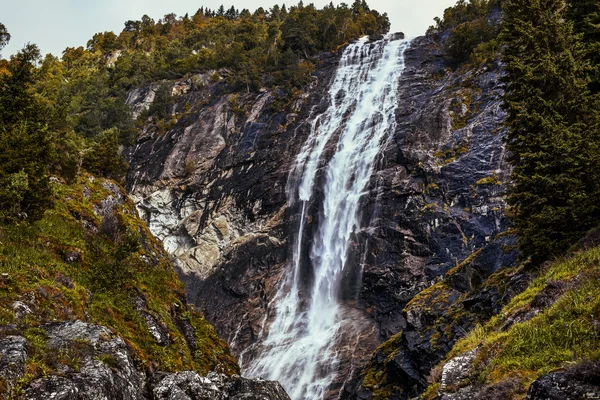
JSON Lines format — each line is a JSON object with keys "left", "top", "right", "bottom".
{"left": 125, "top": 32, "right": 519, "bottom": 398}
{"left": 0, "top": 174, "right": 288, "bottom": 399}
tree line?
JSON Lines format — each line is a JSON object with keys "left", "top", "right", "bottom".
{"left": 432, "top": 0, "right": 600, "bottom": 265}
{"left": 0, "top": 1, "right": 389, "bottom": 225}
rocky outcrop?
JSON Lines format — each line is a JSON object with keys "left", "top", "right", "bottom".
{"left": 25, "top": 321, "right": 146, "bottom": 400}
{"left": 0, "top": 174, "right": 290, "bottom": 399}
{"left": 0, "top": 321, "right": 289, "bottom": 400}
{"left": 125, "top": 33, "right": 517, "bottom": 398}
{"left": 427, "top": 349, "right": 600, "bottom": 400}
{"left": 153, "top": 371, "right": 290, "bottom": 400}
{"left": 527, "top": 361, "right": 600, "bottom": 400}
{"left": 0, "top": 335, "right": 27, "bottom": 396}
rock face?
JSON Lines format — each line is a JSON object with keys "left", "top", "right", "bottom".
{"left": 0, "top": 321, "right": 289, "bottom": 400}
{"left": 126, "top": 34, "right": 516, "bottom": 398}
{"left": 25, "top": 321, "right": 145, "bottom": 400}
{"left": 527, "top": 361, "right": 600, "bottom": 400}
{"left": 153, "top": 371, "right": 290, "bottom": 400}
{"left": 0, "top": 335, "right": 28, "bottom": 395}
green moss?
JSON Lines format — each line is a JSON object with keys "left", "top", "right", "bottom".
{"left": 405, "top": 281, "right": 453, "bottom": 313}
{"left": 476, "top": 174, "right": 501, "bottom": 186}
{"left": 360, "top": 332, "right": 405, "bottom": 399}
{"left": 421, "top": 383, "right": 440, "bottom": 400}
{"left": 450, "top": 91, "right": 474, "bottom": 130}
{"left": 424, "top": 183, "right": 440, "bottom": 195}
{"left": 0, "top": 173, "right": 238, "bottom": 390}
{"left": 445, "top": 249, "right": 483, "bottom": 277}
{"left": 427, "top": 246, "right": 600, "bottom": 397}
{"left": 434, "top": 141, "right": 471, "bottom": 166}
{"left": 422, "top": 203, "right": 441, "bottom": 214}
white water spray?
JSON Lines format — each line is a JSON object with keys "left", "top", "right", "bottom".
{"left": 245, "top": 35, "right": 410, "bottom": 399}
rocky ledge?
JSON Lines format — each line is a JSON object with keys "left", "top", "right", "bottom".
{"left": 1, "top": 321, "right": 289, "bottom": 400}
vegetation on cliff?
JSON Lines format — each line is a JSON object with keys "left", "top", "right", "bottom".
{"left": 422, "top": 240, "right": 600, "bottom": 399}
{"left": 428, "top": 0, "right": 502, "bottom": 66}
{"left": 0, "top": 174, "right": 238, "bottom": 396}
{"left": 0, "top": 1, "right": 390, "bottom": 223}
{"left": 359, "top": 1, "right": 600, "bottom": 398}
{"left": 502, "top": 0, "right": 600, "bottom": 264}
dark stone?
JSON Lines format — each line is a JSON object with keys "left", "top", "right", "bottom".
{"left": 55, "top": 274, "right": 75, "bottom": 289}
{"left": 390, "top": 32, "right": 405, "bottom": 41}
{"left": 64, "top": 250, "right": 81, "bottom": 264}
{"left": 369, "top": 33, "right": 384, "bottom": 41}
{"left": 527, "top": 360, "right": 600, "bottom": 400}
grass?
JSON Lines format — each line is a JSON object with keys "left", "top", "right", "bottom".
{"left": 425, "top": 246, "right": 600, "bottom": 399}
{"left": 0, "top": 173, "right": 238, "bottom": 395}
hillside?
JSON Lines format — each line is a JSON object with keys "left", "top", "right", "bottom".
{"left": 0, "top": 174, "right": 289, "bottom": 398}
{"left": 2, "top": 0, "right": 600, "bottom": 399}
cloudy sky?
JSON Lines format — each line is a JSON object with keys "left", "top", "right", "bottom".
{"left": 2, "top": 0, "right": 457, "bottom": 58}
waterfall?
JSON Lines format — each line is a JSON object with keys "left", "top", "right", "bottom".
{"left": 244, "top": 35, "right": 410, "bottom": 399}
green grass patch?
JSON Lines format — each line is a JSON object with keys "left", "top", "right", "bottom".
{"left": 427, "top": 246, "right": 600, "bottom": 398}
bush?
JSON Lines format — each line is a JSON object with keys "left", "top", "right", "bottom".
{"left": 82, "top": 128, "right": 128, "bottom": 182}
{"left": 444, "top": 17, "right": 498, "bottom": 65}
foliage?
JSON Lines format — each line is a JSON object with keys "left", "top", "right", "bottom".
{"left": 432, "top": 245, "right": 600, "bottom": 397}
{"left": 0, "top": 2, "right": 390, "bottom": 201}
{"left": 429, "top": 0, "right": 501, "bottom": 66}
{"left": 82, "top": 128, "right": 128, "bottom": 182}
{"left": 566, "top": 0, "right": 600, "bottom": 94}
{"left": 0, "top": 43, "right": 53, "bottom": 223}
{"left": 0, "top": 175, "right": 239, "bottom": 389}
{"left": 501, "top": 0, "right": 600, "bottom": 264}
{"left": 0, "top": 22, "right": 9, "bottom": 55}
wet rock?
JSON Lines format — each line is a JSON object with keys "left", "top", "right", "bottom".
{"left": 390, "top": 32, "right": 405, "bottom": 41}
{"left": 153, "top": 371, "right": 291, "bottom": 400}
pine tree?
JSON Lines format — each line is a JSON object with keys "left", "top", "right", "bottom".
{"left": 0, "top": 23, "right": 9, "bottom": 56}
{"left": 501, "top": 0, "right": 600, "bottom": 263}
{"left": 0, "top": 43, "right": 53, "bottom": 223}
{"left": 566, "top": 0, "right": 600, "bottom": 93}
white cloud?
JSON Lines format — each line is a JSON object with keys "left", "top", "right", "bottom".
{"left": 1, "top": 0, "right": 458, "bottom": 57}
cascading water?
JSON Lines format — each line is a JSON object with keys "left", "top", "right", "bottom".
{"left": 244, "top": 35, "right": 410, "bottom": 399}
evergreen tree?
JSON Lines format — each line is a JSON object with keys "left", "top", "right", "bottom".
{"left": 0, "top": 42, "right": 53, "bottom": 222}
{"left": 0, "top": 23, "right": 10, "bottom": 57}
{"left": 501, "top": 0, "right": 600, "bottom": 263}
{"left": 566, "top": 0, "right": 600, "bottom": 94}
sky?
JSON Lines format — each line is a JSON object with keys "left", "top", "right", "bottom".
{"left": 1, "top": 0, "right": 458, "bottom": 58}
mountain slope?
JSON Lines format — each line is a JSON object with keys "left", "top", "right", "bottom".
{"left": 0, "top": 174, "right": 288, "bottom": 398}
{"left": 422, "top": 241, "right": 600, "bottom": 399}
